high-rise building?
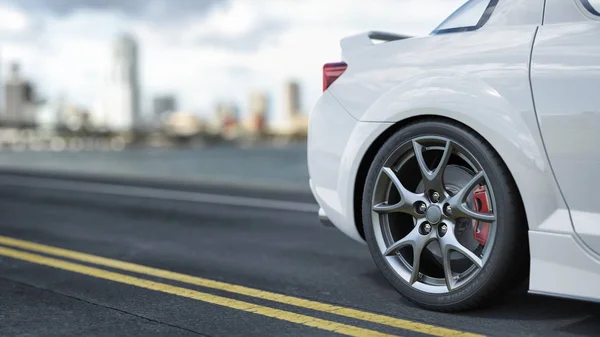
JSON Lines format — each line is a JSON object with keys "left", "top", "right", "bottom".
{"left": 284, "top": 81, "right": 301, "bottom": 119}
{"left": 273, "top": 80, "right": 308, "bottom": 135}
{"left": 104, "top": 33, "right": 140, "bottom": 131}
{"left": 153, "top": 95, "right": 177, "bottom": 117}
{"left": 3, "top": 63, "right": 36, "bottom": 125}
{"left": 246, "top": 92, "right": 268, "bottom": 134}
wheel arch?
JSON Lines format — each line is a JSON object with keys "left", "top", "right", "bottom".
{"left": 352, "top": 115, "right": 529, "bottom": 241}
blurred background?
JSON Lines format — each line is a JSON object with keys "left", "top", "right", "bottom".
{"left": 0, "top": 0, "right": 463, "bottom": 190}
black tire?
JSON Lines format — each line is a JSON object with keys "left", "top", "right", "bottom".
{"left": 362, "top": 119, "right": 529, "bottom": 312}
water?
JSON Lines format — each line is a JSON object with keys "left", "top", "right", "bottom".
{"left": 0, "top": 143, "right": 310, "bottom": 190}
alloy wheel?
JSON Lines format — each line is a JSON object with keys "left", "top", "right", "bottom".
{"left": 370, "top": 135, "right": 497, "bottom": 293}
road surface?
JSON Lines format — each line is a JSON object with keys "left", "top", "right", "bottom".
{"left": 0, "top": 171, "right": 598, "bottom": 337}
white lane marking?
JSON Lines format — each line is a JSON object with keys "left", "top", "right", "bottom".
{"left": 0, "top": 176, "right": 318, "bottom": 213}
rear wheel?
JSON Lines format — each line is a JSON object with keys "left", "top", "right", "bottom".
{"left": 362, "top": 120, "right": 528, "bottom": 312}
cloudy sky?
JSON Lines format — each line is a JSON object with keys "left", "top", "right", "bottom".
{"left": 0, "top": 0, "right": 464, "bottom": 125}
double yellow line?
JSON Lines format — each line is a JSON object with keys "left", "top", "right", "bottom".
{"left": 0, "top": 235, "right": 483, "bottom": 337}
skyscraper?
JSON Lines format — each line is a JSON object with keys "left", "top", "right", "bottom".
{"left": 3, "top": 63, "right": 35, "bottom": 125}
{"left": 284, "top": 81, "right": 301, "bottom": 120}
{"left": 104, "top": 33, "right": 140, "bottom": 131}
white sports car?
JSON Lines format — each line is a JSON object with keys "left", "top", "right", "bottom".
{"left": 308, "top": 0, "right": 600, "bottom": 311}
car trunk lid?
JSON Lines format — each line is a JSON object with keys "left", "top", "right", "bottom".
{"left": 340, "top": 31, "right": 412, "bottom": 59}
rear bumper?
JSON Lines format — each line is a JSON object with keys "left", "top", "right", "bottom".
{"left": 307, "top": 91, "right": 391, "bottom": 243}
{"left": 307, "top": 92, "right": 362, "bottom": 241}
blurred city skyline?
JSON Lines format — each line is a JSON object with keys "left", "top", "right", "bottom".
{"left": 0, "top": 0, "right": 464, "bottom": 128}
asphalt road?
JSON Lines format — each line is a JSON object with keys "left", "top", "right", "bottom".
{"left": 0, "top": 172, "right": 599, "bottom": 337}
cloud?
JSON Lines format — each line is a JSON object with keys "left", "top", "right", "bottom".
{"left": 174, "top": 1, "right": 291, "bottom": 52}
{"left": 3, "top": 0, "right": 227, "bottom": 21}
{"left": 195, "top": 20, "right": 288, "bottom": 52}
{"left": 0, "top": 0, "right": 466, "bottom": 127}
{"left": 0, "top": 4, "right": 44, "bottom": 42}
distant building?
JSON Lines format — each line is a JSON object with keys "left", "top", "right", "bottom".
{"left": 153, "top": 95, "right": 177, "bottom": 118}
{"left": 215, "top": 102, "right": 239, "bottom": 128}
{"left": 102, "top": 33, "right": 140, "bottom": 131}
{"left": 246, "top": 92, "right": 268, "bottom": 134}
{"left": 61, "top": 104, "right": 91, "bottom": 131}
{"left": 3, "top": 63, "right": 36, "bottom": 125}
{"left": 284, "top": 81, "right": 301, "bottom": 120}
{"left": 162, "top": 111, "right": 203, "bottom": 137}
{"left": 271, "top": 80, "right": 307, "bottom": 135}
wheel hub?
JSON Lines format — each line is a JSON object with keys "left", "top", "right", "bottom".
{"left": 425, "top": 205, "right": 442, "bottom": 225}
{"left": 415, "top": 165, "right": 481, "bottom": 259}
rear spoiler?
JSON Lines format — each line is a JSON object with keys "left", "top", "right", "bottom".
{"left": 340, "top": 31, "right": 412, "bottom": 53}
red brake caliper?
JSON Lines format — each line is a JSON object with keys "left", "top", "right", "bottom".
{"left": 473, "top": 186, "right": 490, "bottom": 246}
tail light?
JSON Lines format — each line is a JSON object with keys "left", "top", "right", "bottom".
{"left": 322, "top": 62, "right": 347, "bottom": 92}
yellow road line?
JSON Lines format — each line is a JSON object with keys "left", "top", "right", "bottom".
{"left": 0, "top": 246, "right": 396, "bottom": 337}
{"left": 0, "top": 235, "right": 483, "bottom": 337}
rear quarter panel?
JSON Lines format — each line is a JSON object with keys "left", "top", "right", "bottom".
{"left": 328, "top": 0, "right": 572, "bottom": 234}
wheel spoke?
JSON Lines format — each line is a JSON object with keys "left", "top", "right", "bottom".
{"left": 373, "top": 167, "right": 422, "bottom": 215}
{"left": 373, "top": 202, "right": 402, "bottom": 213}
{"left": 383, "top": 222, "right": 434, "bottom": 285}
{"left": 441, "top": 244, "right": 455, "bottom": 292}
{"left": 439, "top": 225, "right": 484, "bottom": 291}
{"left": 457, "top": 206, "right": 496, "bottom": 222}
{"left": 383, "top": 226, "right": 419, "bottom": 256}
{"left": 409, "top": 232, "right": 435, "bottom": 284}
{"left": 440, "top": 227, "right": 484, "bottom": 267}
{"left": 452, "top": 171, "right": 484, "bottom": 202}
{"left": 447, "top": 238, "right": 484, "bottom": 268}
{"left": 454, "top": 171, "right": 485, "bottom": 203}
{"left": 412, "top": 139, "right": 452, "bottom": 194}
{"left": 448, "top": 171, "right": 495, "bottom": 222}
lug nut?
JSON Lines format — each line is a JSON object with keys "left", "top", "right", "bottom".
{"left": 431, "top": 192, "right": 440, "bottom": 203}
{"left": 423, "top": 223, "right": 432, "bottom": 234}
{"left": 417, "top": 203, "right": 427, "bottom": 214}
{"left": 439, "top": 224, "right": 448, "bottom": 235}
{"left": 444, "top": 205, "right": 452, "bottom": 216}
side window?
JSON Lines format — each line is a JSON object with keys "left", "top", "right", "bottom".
{"left": 581, "top": 0, "right": 600, "bottom": 16}
{"left": 431, "top": 0, "right": 498, "bottom": 35}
